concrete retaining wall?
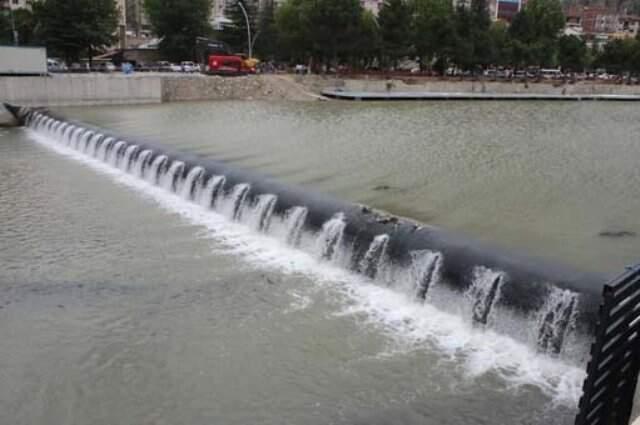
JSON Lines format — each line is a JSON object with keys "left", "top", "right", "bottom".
{"left": 0, "top": 75, "right": 162, "bottom": 106}
{"left": 339, "top": 78, "right": 640, "bottom": 96}
{"left": 3, "top": 74, "right": 640, "bottom": 106}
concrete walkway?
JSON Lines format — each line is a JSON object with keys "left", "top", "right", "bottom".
{"left": 322, "top": 88, "right": 640, "bottom": 101}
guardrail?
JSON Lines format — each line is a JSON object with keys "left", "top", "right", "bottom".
{"left": 576, "top": 263, "right": 640, "bottom": 425}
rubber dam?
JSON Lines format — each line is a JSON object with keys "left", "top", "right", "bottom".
{"left": 7, "top": 104, "right": 608, "bottom": 360}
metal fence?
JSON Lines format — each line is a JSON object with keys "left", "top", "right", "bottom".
{"left": 576, "top": 264, "right": 640, "bottom": 425}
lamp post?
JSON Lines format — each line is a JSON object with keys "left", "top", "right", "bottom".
{"left": 236, "top": 0, "right": 252, "bottom": 58}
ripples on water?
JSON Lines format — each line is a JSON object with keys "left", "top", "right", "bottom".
{"left": 2, "top": 101, "right": 639, "bottom": 425}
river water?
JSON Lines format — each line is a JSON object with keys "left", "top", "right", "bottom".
{"left": 1, "top": 100, "right": 639, "bottom": 425}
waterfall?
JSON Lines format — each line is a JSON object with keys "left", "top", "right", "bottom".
{"left": 198, "top": 175, "right": 226, "bottom": 209}
{"left": 359, "top": 234, "right": 390, "bottom": 279}
{"left": 227, "top": 184, "right": 251, "bottom": 221}
{"left": 317, "top": 213, "right": 346, "bottom": 262}
{"left": 179, "top": 166, "right": 205, "bottom": 200}
{"left": 78, "top": 130, "right": 94, "bottom": 152}
{"left": 160, "top": 160, "right": 185, "bottom": 192}
{"left": 250, "top": 194, "right": 277, "bottom": 232}
{"left": 97, "top": 137, "right": 115, "bottom": 161}
{"left": 536, "top": 288, "right": 578, "bottom": 355}
{"left": 87, "top": 133, "right": 103, "bottom": 157}
{"left": 284, "top": 206, "right": 308, "bottom": 247}
{"left": 22, "top": 110, "right": 595, "bottom": 364}
{"left": 108, "top": 141, "right": 126, "bottom": 167}
{"left": 133, "top": 149, "right": 153, "bottom": 178}
{"left": 467, "top": 267, "right": 505, "bottom": 325}
{"left": 145, "top": 155, "right": 168, "bottom": 185}
{"left": 120, "top": 145, "right": 139, "bottom": 172}
{"left": 411, "top": 250, "right": 443, "bottom": 301}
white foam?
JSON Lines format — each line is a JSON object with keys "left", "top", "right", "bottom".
{"left": 25, "top": 128, "right": 586, "bottom": 407}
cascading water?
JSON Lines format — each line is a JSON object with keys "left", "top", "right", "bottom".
{"left": 359, "top": 234, "right": 390, "bottom": 280}
{"left": 250, "top": 194, "right": 278, "bottom": 232}
{"left": 109, "top": 141, "right": 127, "bottom": 167}
{"left": 120, "top": 145, "right": 139, "bottom": 172}
{"left": 537, "top": 288, "right": 579, "bottom": 355}
{"left": 316, "top": 213, "right": 346, "bottom": 263}
{"left": 97, "top": 137, "right": 115, "bottom": 161}
{"left": 198, "top": 175, "right": 225, "bottom": 208}
{"left": 467, "top": 267, "right": 505, "bottom": 325}
{"left": 19, "top": 110, "right": 592, "bottom": 361}
{"left": 226, "top": 184, "right": 251, "bottom": 221}
{"left": 145, "top": 154, "right": 167, "bottom": 185}
{"left": 133, "top": 149, "right": 153, "bottom": 178}
{"left": 283, "top": 206, "right": 308, "bottom": 247}
{"left": 160, "top": 160, "right": 185, "bottom": 192}
{"left": 411, "top": 250, "right": 443, "bottom": 301}
{"left": 179, "top": 166, "right": 205, "bottom": 201}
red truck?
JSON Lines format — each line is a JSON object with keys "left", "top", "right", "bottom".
{"left": 196, "top": 38, "right": 251, "bottom": 76}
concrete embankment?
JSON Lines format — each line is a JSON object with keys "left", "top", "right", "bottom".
{"left": 297, "top": 75, "right": 640, "bottom": 96}
{"left": 3, "top": 73, "right": 640, "bottom": 107}
{"left": 0, "top": 74, "right": 321, "bottom": 107}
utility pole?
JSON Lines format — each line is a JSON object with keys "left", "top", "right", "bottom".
{"left": 236, "top": 0, "right": 252, "bottom": 58}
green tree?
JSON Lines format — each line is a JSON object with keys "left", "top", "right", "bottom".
{"left": 412, "top": 0, "right": 453, "bottom": 70}
{"left": 274, "top": 0, "right": 307, "bottom": 62}
{"left": 595, "top": 38, "right": 640, "bottom": 74}
{"left": 510, "top": 0, "right": 564, "bottom": 67}
{"left": 221, "top": 0, "right": 258, "bottom": 55}
{"left": 450, "top": 3, "right": 474, "bottom": 71}
{"left": 356, "top": 9, "right": 382, "bottom": 68}
{"left": 144, "top": 0, "right": 212, "bottom": 61}
{"left": 0, "top": 7, "right": 37, "bottom": 45}
{"left": 487, "top": 21, "right": 512, "bottom": 67}
{"left": 302, "top": 0, "right": 363, "bottom": 67}
{"left": 378, "top": 0, "right": 412, "bottom": 67}
{"left": 254, "top": 0, "right": 278, "bottom": 59}
{"left": 557, "top": 34, "right": 587, "bottom": 72}
{"left": 32, "top": 0, "right": 118, "bottom": 64}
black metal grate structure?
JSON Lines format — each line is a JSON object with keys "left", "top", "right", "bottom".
{"left": 576, "top": 264, "right": 640, "bottom": 425}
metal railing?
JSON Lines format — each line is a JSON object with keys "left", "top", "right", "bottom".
{"left": 576, "top": 264, "right": 640, "bottom": 425}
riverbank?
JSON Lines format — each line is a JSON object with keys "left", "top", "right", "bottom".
{"left": 0, "top": 74, "right": 322, "bottom": 107}
{"left": 2, "top": 73, "right": 640, "bottom": 109}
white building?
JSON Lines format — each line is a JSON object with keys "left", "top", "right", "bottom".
{"left": 4, "top": 0, "right": 29, "bottom": 10}
{"left": 361, "top": 0, "right": 382, "bottom": 15}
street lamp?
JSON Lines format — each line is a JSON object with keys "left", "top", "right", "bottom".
{"left": 236, "top": 0, "right": 252, "bottom": 58}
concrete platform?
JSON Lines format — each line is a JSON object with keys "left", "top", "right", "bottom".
{"left": 322, "top": 89, "right": 640, "bottom": 101}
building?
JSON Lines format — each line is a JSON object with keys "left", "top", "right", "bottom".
{"left": 495, "top": 0, "right": 521, "bottom": 23}
{"left": 2, "top": 0, "right": 29, "bottom": 10}
{"left": 361, "top": 0, "right": 382, "bottom": 15}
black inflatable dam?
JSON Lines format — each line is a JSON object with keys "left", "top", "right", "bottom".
{"left": 8, "top": 104, "right": 607, "bottom": 359}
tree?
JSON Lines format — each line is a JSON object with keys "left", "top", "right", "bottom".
{"left": 32, "top": 0, "right": 118, "bottom": 64}
{"left": 144, "top": 0, "right": 212, "bottom": 61}
{"left": 275, "top": 0, "right": 307, "bottom": 62}
{"left": 487, "top": 21, "right": 512, "bottom": 67}
{"left": 412, "top": 0, "right": 453, "bottom": 70}
{"left": 510, "top": 0, "right": 564, "bottom": 67}
{"left": 302, "top": 0, "right": 364, "bottom": 67}
{"left": 378, "top": 0, "right": 412, "bottom": 67}
{"left": 557, "top": 34, "right": 587, "bottom": 72}
{"left": 356, "top": 9, "right": 382, "bottom": 68}
{"left": 220, "top": 0, "right": 258, "bottom": 55}
{"left": 254, "top": 0, "right": 279, "bottom": 59}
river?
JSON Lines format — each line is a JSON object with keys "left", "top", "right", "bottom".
{"left": 1, "top": 100, "right": 639, "bottom": 425}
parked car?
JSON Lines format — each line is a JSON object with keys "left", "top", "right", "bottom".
{"left": 47, "top": 58, "right": 67, "bottom": 73}
{"left": 180, "top": 61, "right": 199, "bottom": 73}
{"left": 96, "top": 62, "right": 117, "bottom": 72}
{"left": 169, "top": 63, "right": 182, "bottom": 72}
